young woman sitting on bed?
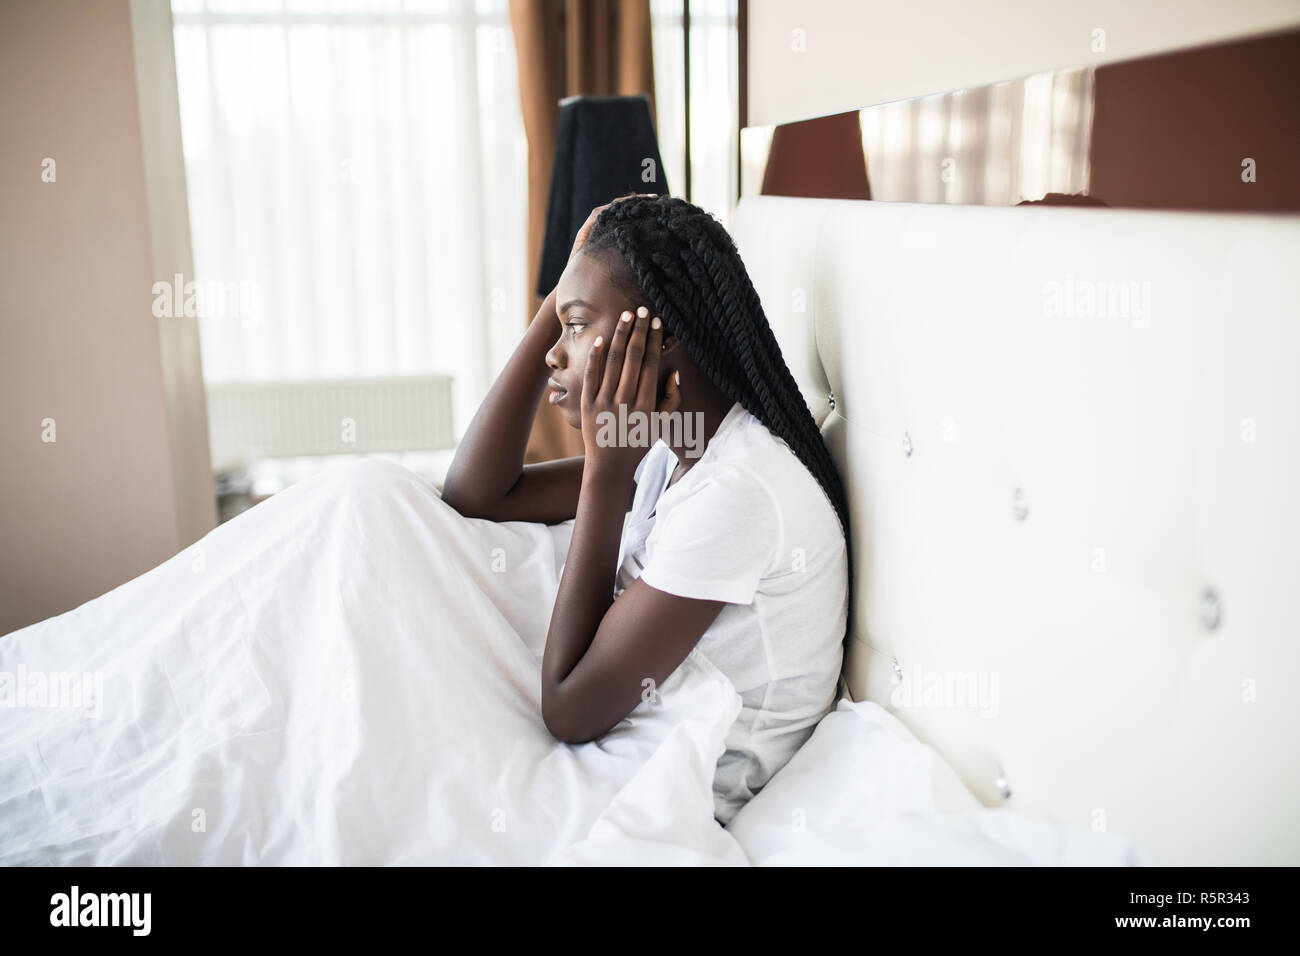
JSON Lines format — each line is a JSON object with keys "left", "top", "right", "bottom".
{"left": 441, "top": 193, "right": 851, "bottom": 825}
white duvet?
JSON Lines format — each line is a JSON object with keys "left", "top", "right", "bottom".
{"left": 0, "top": 456, "right": 1148, "bottom": 866}
{"left": 0, "top": 458, "right": 741, "bottom": 865}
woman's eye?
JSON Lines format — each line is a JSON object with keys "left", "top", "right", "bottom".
{"left": 567, "top": 323, "right": 585, "bottom": 338}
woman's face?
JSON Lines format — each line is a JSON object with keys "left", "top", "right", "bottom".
{"left": 545, "top": 250, "right": 652, "bottom": 429}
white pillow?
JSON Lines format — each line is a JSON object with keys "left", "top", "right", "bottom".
{"left": 725, "top": 698, "right": 1154, "bottom": 866}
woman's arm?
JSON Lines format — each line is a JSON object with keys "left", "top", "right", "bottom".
{"left": 541, "top": 308, "right": 725, "bottom": 743}
{"left": 541, "top": 466, "right": 727, "bottom": 744}
{"left": 440, "top": 288, "right": 588, "bottom": 525}
{"left": 442, "top": 198, "right": 653, "bottom": 525}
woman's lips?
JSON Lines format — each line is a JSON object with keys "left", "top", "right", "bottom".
{"left": 547, "top": 381, "right": 569, "bottom": 405}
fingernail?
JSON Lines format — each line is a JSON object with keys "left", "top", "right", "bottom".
{"left": 620, "top": 311, "right": 632, "bottom": 323}
{"left": 651, "top": 317, "right": 661, "bottom": 330}
{"left": 675, "top": 370, "right": 680, "bottom": 385}
{"left": 594, "top": 336, "right": 603, "bottom": 347}
{"left": 636, "top": 306, "right": 649, "bottom": 318}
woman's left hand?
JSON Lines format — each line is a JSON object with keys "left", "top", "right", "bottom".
{"left": 581, "top": 307, "right": 681, "bottom": 479}
{"left": 568, "top": 193, "right": 658, "bottom": 262}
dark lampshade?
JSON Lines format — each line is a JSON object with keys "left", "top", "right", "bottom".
{"left": 536, "top": 94, "right": 670, "bottom": 298}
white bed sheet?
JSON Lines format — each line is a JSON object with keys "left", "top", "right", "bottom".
{"left": 558, "top": 699, "right": 1154, "bottom": 866}
{"left": 722, "top": 699, "right": 1154, "bottom": 865}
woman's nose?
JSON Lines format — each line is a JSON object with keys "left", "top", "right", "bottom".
{"left": 545, "top": 339, "right": 563, "bottom": 370}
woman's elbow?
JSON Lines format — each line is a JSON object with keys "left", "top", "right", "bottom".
{"left": 439, "top": 483, "right": 493, "bottom": 520}
{"left": 542, "top": 709, "right": 575, "bottom": 745}
{"left": 541, "top": 693, "right": 591, "bottom": 745}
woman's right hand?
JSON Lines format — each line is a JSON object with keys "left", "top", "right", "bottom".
{"left": 568, "top": 193, "right": 659, "bottom": 261}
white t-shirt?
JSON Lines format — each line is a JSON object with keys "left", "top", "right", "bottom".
{"left": 614, "top": 400, "right": 849, "bottom": 825}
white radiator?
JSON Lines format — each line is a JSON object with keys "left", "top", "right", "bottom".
{"left": 206, "top": 375, "right": 455, "bottom": 471}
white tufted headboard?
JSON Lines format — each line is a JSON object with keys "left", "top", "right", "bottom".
{"left": 732, "top": 195, "right": 1300, "bottom": 866}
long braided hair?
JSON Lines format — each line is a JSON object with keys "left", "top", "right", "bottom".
{"left": 582, "top": 194, "right": 853, "bottom": 620}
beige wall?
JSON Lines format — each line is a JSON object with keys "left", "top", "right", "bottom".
{"left": 748, "top": 0, "right": 1300, "bottom": 127}
{"left": 0, "top": 0, "right": 212, "bottom": 635}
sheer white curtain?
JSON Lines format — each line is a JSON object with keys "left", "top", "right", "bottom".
{"left": 171, "top": 0, "right": 527, "bottom": 451}
{"left": 650, "top": 0, "right": 738, "bottom": 228}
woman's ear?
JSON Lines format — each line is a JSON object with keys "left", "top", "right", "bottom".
{"left": 660, "top": 331, "right": 679, "bottom": 354}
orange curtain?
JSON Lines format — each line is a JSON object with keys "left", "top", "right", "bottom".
{"left": 509, "top": 0, "right": 657, "bottom": 463}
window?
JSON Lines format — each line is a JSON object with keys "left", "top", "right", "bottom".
{"left": 651, "top": 0, "right": 739, "bottom": 227}
{"left": 171, "top": 0, "right": 528, "bottom": 493}
{"left": 171, "top": 0, "right": 526, "bottom": 432}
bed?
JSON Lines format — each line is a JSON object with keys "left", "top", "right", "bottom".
{"left": 2, "top": 195, "right": 1295, "bottom": 866}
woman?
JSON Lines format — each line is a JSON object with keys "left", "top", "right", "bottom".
{"left": 442, "top": 193, "right": 850, "bottom": 825}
